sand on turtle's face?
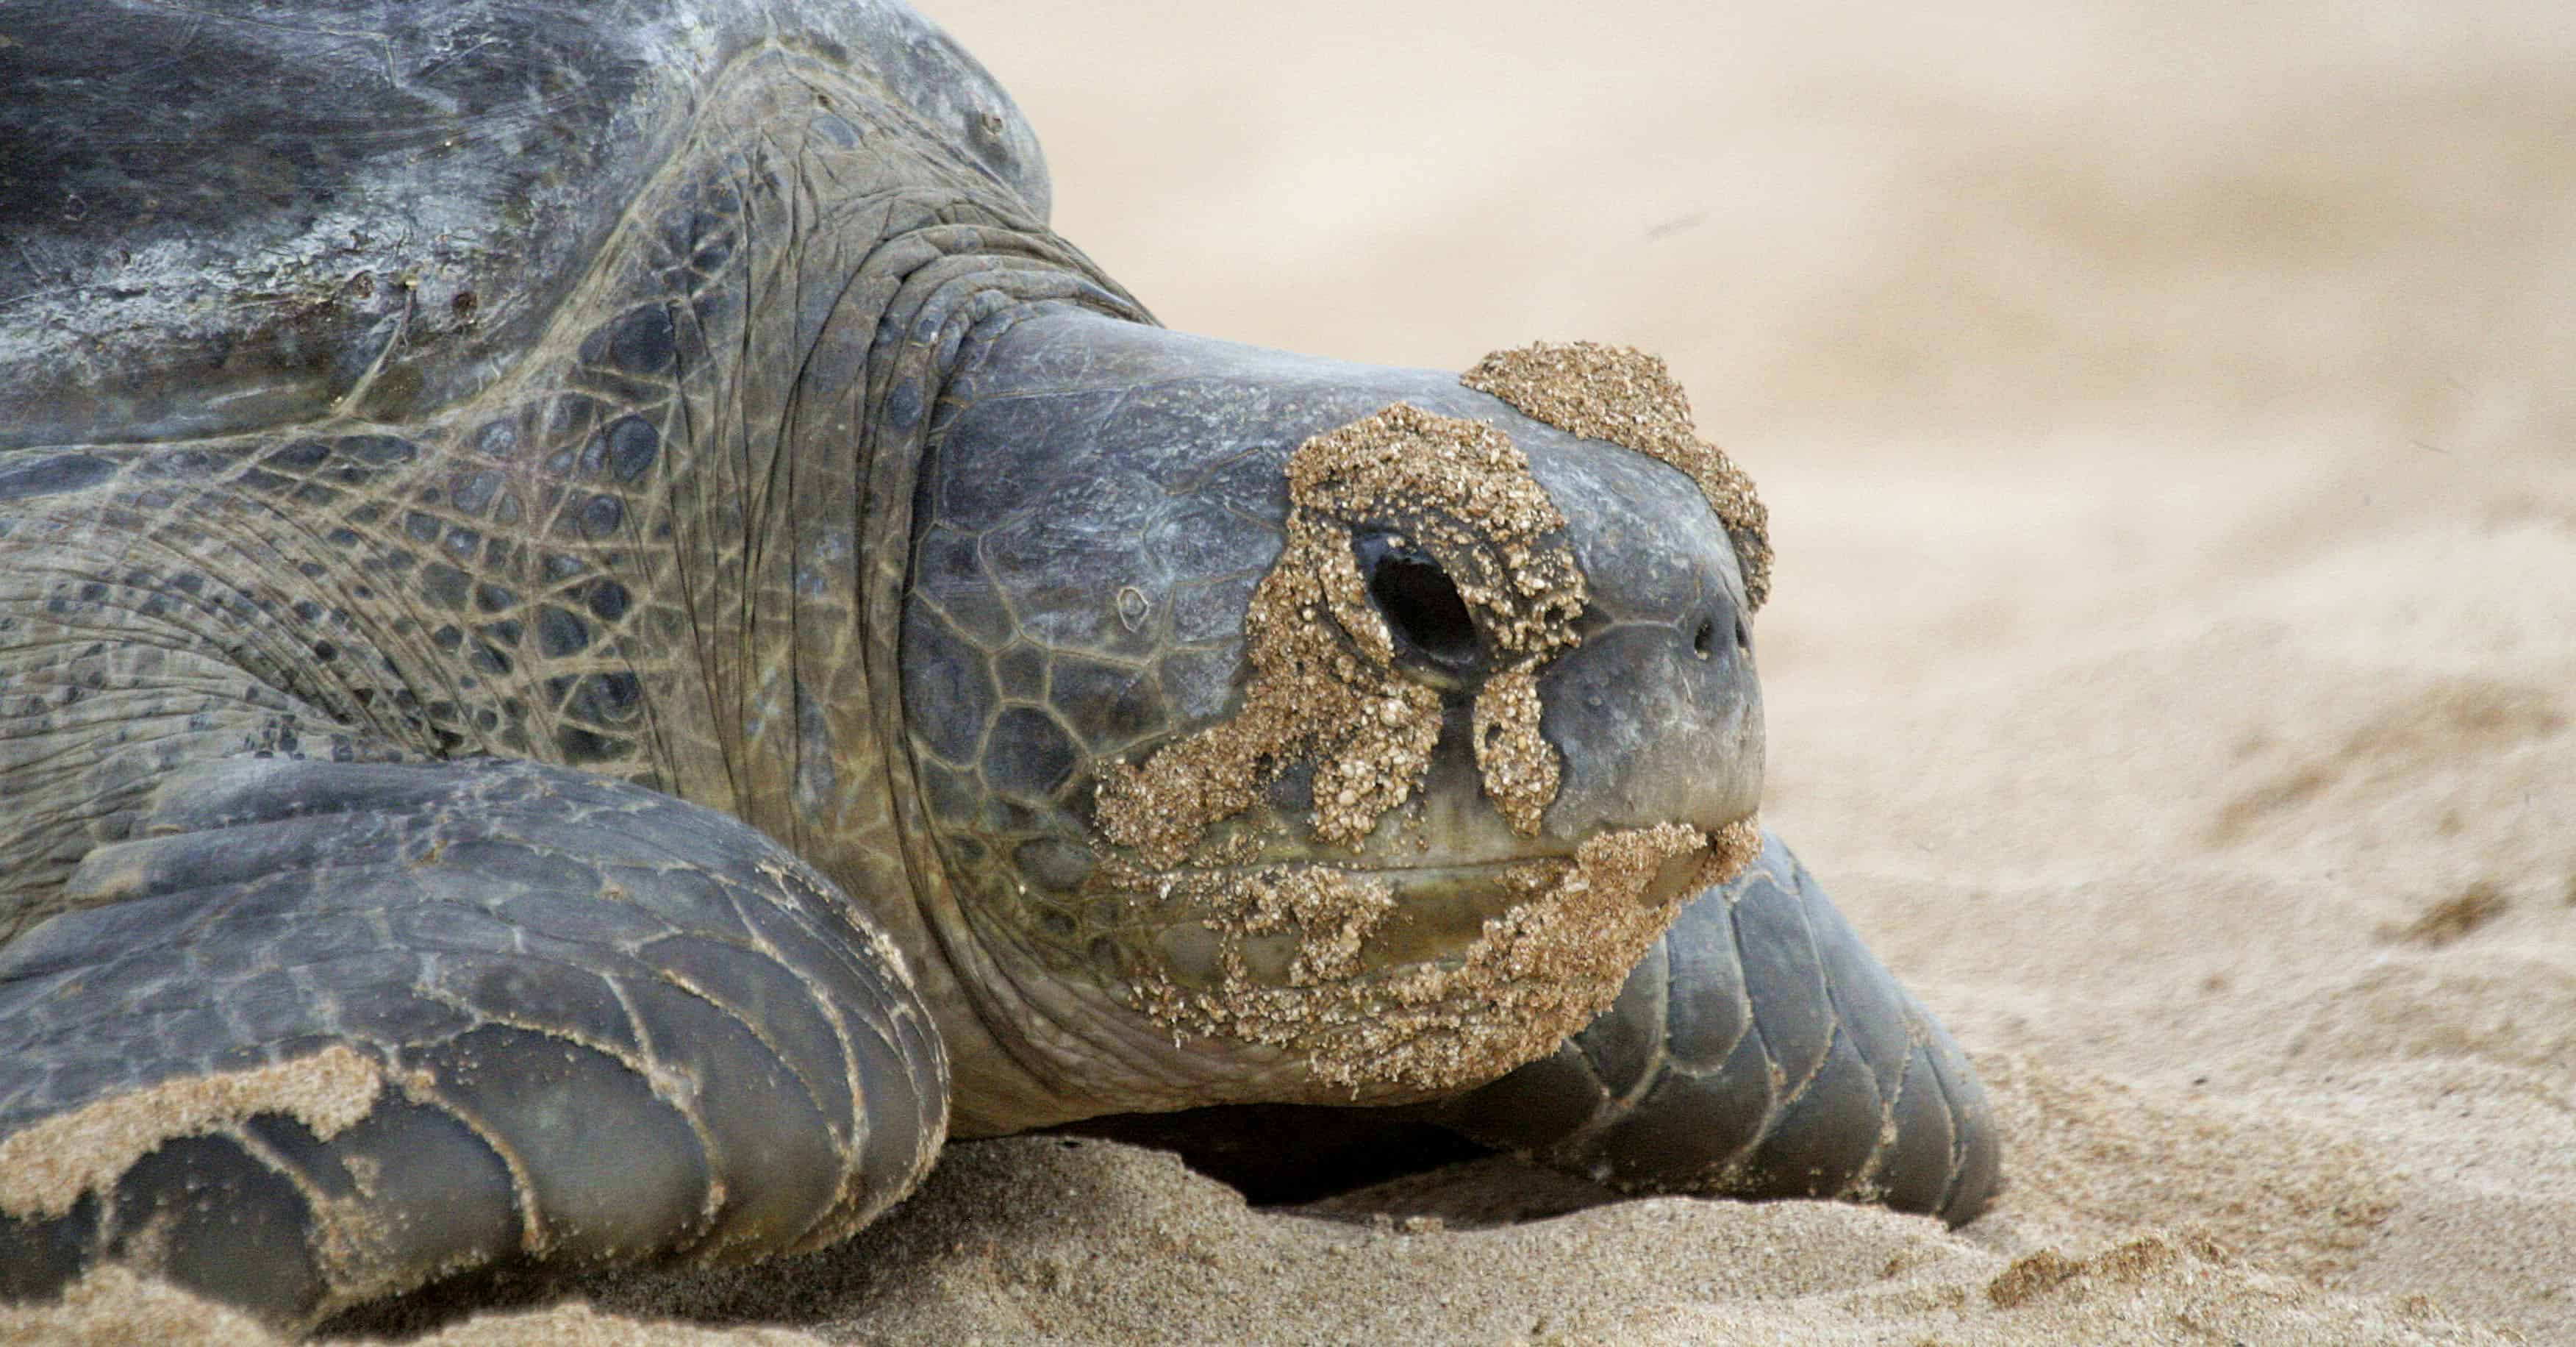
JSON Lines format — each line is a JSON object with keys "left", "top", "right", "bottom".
{"left": 1462, "top": 340, "right": 1771, "bottom": 613}
{"left": 1093, "top": 403, "right": 1589, "bottom": 868}
{"left": 18, "top": 0, "right": 2576, "bottom": 1341}
{"left": 1093, "top": 400, "right": 1755, "bottom": 1096}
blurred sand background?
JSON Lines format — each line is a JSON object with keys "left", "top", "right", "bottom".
{"left": 18, "top": 0, "right": 2576, "bottom": 1342}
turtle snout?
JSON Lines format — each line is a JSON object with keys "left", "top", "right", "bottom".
{"left": 1519, "top": 429, "right": 1766, "bottom": 843}
{"left": 1535, "top": 585, "right": 1764, "bottom": 840}
{"left": 1688, "top": 605, "right": 1752, "bottom": 666}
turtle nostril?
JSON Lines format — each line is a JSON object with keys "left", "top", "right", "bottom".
{"left": 1734, "top": 615, "right": 1750, "bottom": 652}
{"left": 1692, "top": 616, "right": 1717, "bottom": 660}
{"left": 1365, "top": 548, "right": 1478, "bottom": 668}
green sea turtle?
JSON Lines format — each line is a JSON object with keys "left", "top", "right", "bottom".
{"left": 0, "top": 0, "right": 1998, "bottom": 1326}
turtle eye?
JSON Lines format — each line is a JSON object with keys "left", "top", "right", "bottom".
{"left": 1355, "top": 532, "right": 1479, "bottom": 670}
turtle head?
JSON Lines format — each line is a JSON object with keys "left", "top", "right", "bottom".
{"left": 901, "top": 312, "right": 1767, "bottom": 1126}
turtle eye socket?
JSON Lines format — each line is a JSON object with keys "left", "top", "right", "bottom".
{"left": 1355, "top": 532, "right": 1479, "bottom": 671}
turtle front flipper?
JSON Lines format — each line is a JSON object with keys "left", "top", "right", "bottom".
{"left": 0, "top": 757, "right": 945, "bottom": 1326}
{"left": 1431, "top": 831, "right": 2000, "bottom": 1225}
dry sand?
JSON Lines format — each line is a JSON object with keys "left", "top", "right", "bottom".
{"left": 11, "top": 0, "right": 2575, "bottom": 1342}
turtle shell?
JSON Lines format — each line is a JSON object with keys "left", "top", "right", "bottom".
{"left": 0, "top": 0, "right": 1049, "bottom": 451}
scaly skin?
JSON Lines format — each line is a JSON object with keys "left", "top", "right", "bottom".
{"left": 0, "top": 759, "right": 945, "bottom": 1319}
{"left": 904, "top": 310, "right": 1770, "bottom": 1129}
{"left": 0, "top": 0, "right": 2000, "bottom": 1326}
{"left": 1437, "top": 835, "right": 2001, "bottom": 1225}
{"left": 0, "top": 37, "right": 1138, "bottom": 1321}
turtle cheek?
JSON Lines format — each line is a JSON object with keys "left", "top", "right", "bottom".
{"left": 1010, "top": 834, "right": 1099, "bottom": 896}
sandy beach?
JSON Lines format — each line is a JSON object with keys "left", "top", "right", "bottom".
{"left": 12, "top": 0, "right": 2575, "bottom": 1342}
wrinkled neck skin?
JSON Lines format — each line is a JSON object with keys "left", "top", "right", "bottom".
{"left": 905, "top": 310, "right": 1767, "bottom": 1135}
{"left": 522, "top": 57, "right": 1160, "bottom": 1129}
{"left": 494, "top": 51, "right": 1189, "bottom": 1136}
{"left": 0, "top": 48, "right": 1148, "bottom": 1101}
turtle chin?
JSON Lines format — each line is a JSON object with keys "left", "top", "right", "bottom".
{"left": 1101, "top": 812, "right": 1761, "bottom": 1106}
{"left": 1345, "top": 841, "right": 1722, "bottom": 966}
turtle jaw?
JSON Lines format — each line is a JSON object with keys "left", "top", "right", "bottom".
{"left": 1090, "top": 813, "right": 1764, "bottom": 1110}
{"left": 1150, "top": 821, "right": 1752, "bottom": 982}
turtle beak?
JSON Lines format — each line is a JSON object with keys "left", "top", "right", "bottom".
{"left": 1521, "top": 426, "right": 1765, "bottom": 843}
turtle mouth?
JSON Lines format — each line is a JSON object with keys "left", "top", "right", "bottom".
{"left": 1349, "top": 843, "right": 1715, "bottom": 967}
{"left": 1145, "top": 810, "right": 1754, "bottom": 974}
{"left": 1117, "top": 815, "right": 1761, "bottom": 1095}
